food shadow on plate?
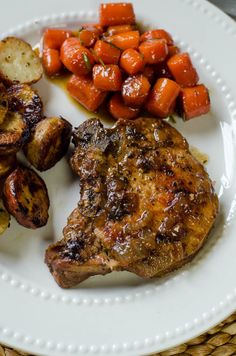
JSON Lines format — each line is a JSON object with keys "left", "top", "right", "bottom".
{"left": 0, "top": 212, "right": 54, "bottom": 259}
{"left": 175, "top": 111, "right": 219, "bottom": 138}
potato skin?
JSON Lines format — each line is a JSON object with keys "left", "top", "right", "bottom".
{"left": 7, "top": 84, "right": 43, "bottom": 129}
{"left": 0, "top": 111, "right": 29, "bottom": 155}
{"left": 0, "top": 83, "right": 8, "bottom": 125}
{"left": 23, "top": 117, "right": 72, "bottom": 171}
{"left": 0, "top": 200, "right": 10, "bottom": 235}
{"left": 3, "top": 166, "right": 49, "bottom": 229}
{"left": 0, "top": 154, "right": 17, "bottom": 178}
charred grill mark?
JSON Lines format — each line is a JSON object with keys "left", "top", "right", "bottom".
{"left": 126, "top": 126, "right": 147, "bottom": 141}
{"left": 32, "top": 216, "right": 41, "bottom": 226}
{"left": 74, "top": 132, "right": 93, "bottom": 147}
{"left": 18, "top": 202, "right": 28, "bottom": 215}
{"left": 61, "top": 237, "right": 86, "bottom": 261}
{"left": 137, "top": 155, "right": 153, "bottom": 172}
{"left": 105, "top": 175, "right": 138, "bottom": 221}
{"left": 73, "top": 118, "right": 110, "bottom": 152}
{"left": 171, "top": 180, "right": 191, "bottom": 194}
{"left": 158, "top": 164, "right": 174, "bottom": 176}
{"left": 7, "top": 96, "right": 21, "bottom": 112}
{"left": 107, "top": 192, "right": 139, "bottom": 221}
{"left": 107, "top": 131, "right": 120, "bottom": 156}
{"left": 79, "top": 180, "right": 106, "bottom": 218}
{"left": 156, "top": 218, "right": 187, "bottom": 243}
{"left": 7, "top": 85, "right": 43, "bottom": 129}
{"left": 23, "top": 94, "right": 42, "bottom": 128}
{"left": 28, "top": 179, "right": 41, "bottom": 195}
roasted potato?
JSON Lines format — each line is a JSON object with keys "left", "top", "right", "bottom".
{"left": 0, "top": 37, "right": 43, "bottom": 85}
{"left": 0, "top": 83, "right": 8, "bottom": 124}
{"left": 23, "top": 117, "right": 72, "bottom": 171}
{"left": 0, "top": 199, "right": 10, "bottom": 235}
{"left": 3, "top": 166, "right": 49, "bottom": 229}
{"left": 0, "top": 154, "right": 17, "bottom": 178}
{"left": 0, "top": 111, "right": 29, "bottom": 155}
{"left": 7, "top": 84, "right": 43, "bottom": 129}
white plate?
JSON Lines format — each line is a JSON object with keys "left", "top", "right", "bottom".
{"left": 0, "top": 0, "right": 236, "bottom": 355}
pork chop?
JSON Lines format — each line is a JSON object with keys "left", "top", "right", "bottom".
{"left": 45, "top": 117, "right": 218, "bottom": 288}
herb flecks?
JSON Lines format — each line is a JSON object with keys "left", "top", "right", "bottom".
{"left": 104, "top": 40, "right": 122, "bottom": 51}
{"left": 165, "top": 115, "right": 176, "bottom": 124}
{"left": 83, "top": 53, "right": 92, "bottom": 72}
{"left": 90, "top": 49, "right": 106, "bottom": 68}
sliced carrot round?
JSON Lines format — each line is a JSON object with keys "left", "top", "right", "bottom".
{"left": 146, "top": 78, "right": 180, "bottom": 118}
{"left": 122, "top": 74, "right": 151, "bottom": 107}
{"left": 139, "top": 39, "right": 168, "bottom": 64}
{"left": 93, "top": 64, "right": 122, "bottom": 91}
{"left": 60, "top": 37, "right": 95, "bottom": 75}
{"left": 140, "top": 29, "right": 173, "bottom": 45}
{"left": 109, "top": 93, "right": 140, "bottom": 120}
{"left": 42, "top": 49, "right": 62, "bottom": 76}
{"left": 43, "top": 28, "right": 72, "bottom": 50}
{"left": 120, "top": 48, "right": 145, "bottom": 75}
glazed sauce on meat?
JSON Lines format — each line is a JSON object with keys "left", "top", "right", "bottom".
{"left": 190, "top": 146, "right": 208, "bottom": 165}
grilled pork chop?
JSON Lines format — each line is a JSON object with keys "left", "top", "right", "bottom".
{"left": 45, "top": 117, "right": 218, "bottom": 288}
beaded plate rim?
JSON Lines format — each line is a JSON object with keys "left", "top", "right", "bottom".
{"left": 0, "top": 1, "right": 236, "bottom": 355}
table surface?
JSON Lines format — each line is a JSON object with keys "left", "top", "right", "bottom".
{"left": 1, "top": 1, "right": 236, "bottom": 356}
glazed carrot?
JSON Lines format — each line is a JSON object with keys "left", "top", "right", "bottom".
{"left": 120, "top": 48, "right": 145, "bottom": 75}
{"left": 143, "top": 66, "right": 155, "bottom": 84}
{"left": 179, "top": 85, "right": 210, "bottom": 120}
{"left": 106, "top": 31, "right": 140, "bottom": 50}
{"left": 93, "top": 40, "right": 121, "bottom": 64}
{"left": 81, "top": 23, "right": 104, "bottom": 34}
{"left": 99, "top": 3, "right": 135, "bottom": 26}
{"left": 109, "top": 93, "right": 140, "bottom": 120}
{"left": 146, "top": 78, "right": 180, "bottom": 117}
{"left": 167, "top": 52, "right": 199, "bottom": 87}
{"left": 60, "top": 37, "right": 95, "bottom": 75}
{"left": 43, "top": 28, "right": 73, "bottom": 50}
{"left": 139, "top": 39, "right": 168, "bottom": 64}
{"left": 155, "top": 62, "right": 173, "bottom": 79}
{"left": 67, "top": 74, "right": 107, "bottom": 112}
{"left": 122, "top": 74, "right": 150, "bottom": 107}
{"left": 42, "top": 49, "right": 62, "bottom": 76}
{"left": 168, "top": 45, "right": 180, "bottom": 58}
{"left": 140, "top": 29, "right": 173, "bottom": 45}
{"left": 78, "top": 28, "right": 99, "bottom": 47}
{"left": 93, "top": 64, "right": 122, "bottom": 91}
{"left": 106, "top": 25, "right": 135, "bottom": 36}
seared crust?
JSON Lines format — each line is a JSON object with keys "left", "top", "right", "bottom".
{"left": 0, "top": 200, "right": 10, "bottom": 235}
{"left": 7, "top": 84, "right": 43, "bottom": 129}
{"left": 23, "top": 117, "right": 72, "bottom": 171}
{"left": 0, "top": 154, "right": 17, "bottom": 178}
{"left": 45, "top": 117, "right": 219, "bottom": 288}
{"left": 0, "top": 37, "right": 43, "bottom": 85}
{"left": 0, "top": 111, "right": 29, "bottom": 155}
{"left": 3, "top": 166, "right": 49, "bottom": 229}
{"left": 0, "top": 83, "right": 8, "bottom": 125}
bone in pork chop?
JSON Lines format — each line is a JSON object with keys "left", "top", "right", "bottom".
{"left": 45, "top": 117, "right": 218, "bottom": 288}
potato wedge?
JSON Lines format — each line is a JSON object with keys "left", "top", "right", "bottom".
{"left": 7, "top": 84, "right": 43, "bottom": 128}
{"left": 0, "top": 200, "right": 10, "bottom": 235}
{"left": 0, "top": 37, "right": 43, "bottom": 85}
{"left": 0, "top": 83, "right": 8, "bottom": 124}
{"left": 0, "top": 154, "right": 17, "bottom": 178}
{"left": 3, "top": 166, "right": 49, "bottom": 229}
{"left": 0, "top": 111, "right": 29, "bottom": 155}
{"left": 23, "top": 117, "right": 72, "bottom": 171}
